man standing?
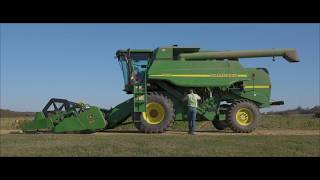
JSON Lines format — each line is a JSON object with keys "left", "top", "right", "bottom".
{"left": 184, "top": 89, "right": 201, "bottom": 135}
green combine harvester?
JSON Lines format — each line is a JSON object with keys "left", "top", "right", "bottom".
{"left": 22, "top": 45, "right": 299, "bottom": 133}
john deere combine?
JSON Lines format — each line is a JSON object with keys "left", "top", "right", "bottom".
{"left": 23, "top": 45, "right": 299, "bottom": 133}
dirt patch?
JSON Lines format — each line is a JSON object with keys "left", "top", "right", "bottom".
{"left": 0, "top": 130, "right": 23, "bottom": 134}
{"left": 251, "top": 129, "right": 320, "bottom": 136}
{"left": 97, "top": 129, "right": 320, "bottom": 136}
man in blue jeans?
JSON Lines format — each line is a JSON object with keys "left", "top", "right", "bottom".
{"left": 184, "top": 89, "right": 201, "bottom": 135}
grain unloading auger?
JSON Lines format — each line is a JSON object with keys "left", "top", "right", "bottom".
{"left": 22, "top": 45, "right": 299, "bottom": 134}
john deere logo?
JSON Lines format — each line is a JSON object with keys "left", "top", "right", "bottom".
{"left": 88, "top": 114, "right": 95, "bottom": 124}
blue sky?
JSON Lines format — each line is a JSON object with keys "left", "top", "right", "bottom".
{"left": 1, "top": 23, "right": 319, "bottom": 112}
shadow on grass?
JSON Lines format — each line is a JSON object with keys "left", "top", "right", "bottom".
{"left": 9, "top": 131, "right": 24, "bottom": 134}
{"left": 196, "top": 129, "right": 235, "bottom": 133}
{"left": 102, "top": 129, "right": 141, "bottom": 134}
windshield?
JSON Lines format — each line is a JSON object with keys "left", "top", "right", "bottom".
{"left": 118, "top": 52, "right": 152, "bottom": 88}
{"left": 118, "top": 57, "right": 130, "bottom": 86}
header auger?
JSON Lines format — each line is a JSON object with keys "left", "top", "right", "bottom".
{"left": 23, "top": 45, "right": 299, "bottom": 134}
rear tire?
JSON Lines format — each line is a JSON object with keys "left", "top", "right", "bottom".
{"left": 226, "top": 100, "right": 260, "bottom": 133}
{"left": 134, "top": 92, "right": 175, "bottom": 133}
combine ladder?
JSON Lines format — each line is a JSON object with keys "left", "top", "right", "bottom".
{"left": 133, "top": 72, "right": 147, "bottom": 113}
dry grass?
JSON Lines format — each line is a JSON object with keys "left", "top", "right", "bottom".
{"left": 0, "top": 114, "right": 319, "bottom": 131}
{"left": 1, "top": 115, "right": 319, "bottom": 157}
{"left": 1, "top": 134, "right": 319, "bottom": 157}
{"left": 0, "top": 117, "right": 32, "bottom": 130}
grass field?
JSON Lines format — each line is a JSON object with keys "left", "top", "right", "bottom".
{"left": 1, "top": 134, "right": 318, "bottom": 156}
{"left": 0, "top": 115, "right": 319, "bottom": 157}
{"left": 0, "top": 115, "right": 319, "bottom": 131}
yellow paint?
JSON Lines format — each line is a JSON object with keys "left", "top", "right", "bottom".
{"left": 244, "top": 85, "right": 270, "bottom": 89}
{"left": 142, "top": 102, "right": 165, "bottom": 125}
{"left": 150, "top": 74, "right": 248, "bottom": 78}
{"left": 235, "top": 108, "right": 253, "bottom": 126}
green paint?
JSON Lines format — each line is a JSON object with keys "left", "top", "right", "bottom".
{"left": 106, "top": 98, "right": 133, "bottom": 129}
{"left": 54, "top": 106, "right": 106, "bottom": 133}
{"left": 22, "top": 106, "right": 106, "bottom": 133}
{"left": 22, "top": 112, "right": 54, "bottom": 131}
{"left": 116, "top": 45, "right": 299, "bottom": 123}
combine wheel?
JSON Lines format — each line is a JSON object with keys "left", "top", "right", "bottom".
{"left": 226, "top": 100, "right": 260, "bottom": 133}
{"left": 134, "top": 92, "right": 175, "bottom": 133}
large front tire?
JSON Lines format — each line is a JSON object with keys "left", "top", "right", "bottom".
{"left": 226, "top": 100, "right": 260, "bottom": 133}
{"left": 134, "top": 92, "right": 175, "bottom": 133}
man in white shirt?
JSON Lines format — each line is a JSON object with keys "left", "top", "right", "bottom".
{"left": 184, "top": 89, "right": 201, "bottom": 135}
